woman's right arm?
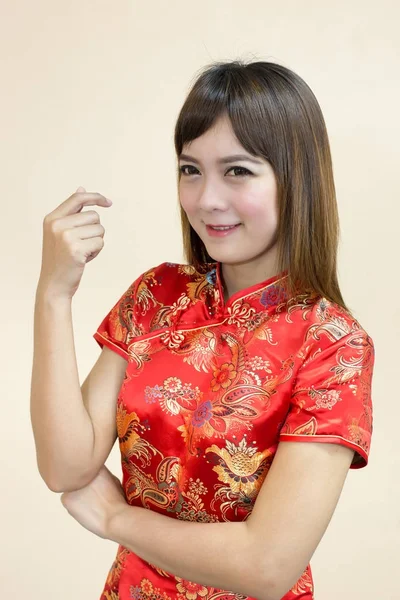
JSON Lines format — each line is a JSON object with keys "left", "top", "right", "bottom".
{"left": 30, "top": 289, "right": 126, "bottom": 493}
{"left": 30, "top": 186, "right": 121, "bottom": 492}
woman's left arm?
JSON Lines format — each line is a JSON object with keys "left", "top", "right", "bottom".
{"left": 61, "top": 441, "right": 354, "bottom": 600}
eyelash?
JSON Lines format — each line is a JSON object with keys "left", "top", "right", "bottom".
{"left": 179, "top": 165, "right": 252, "bottom": 178}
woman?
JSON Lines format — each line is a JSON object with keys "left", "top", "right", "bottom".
{"left": 31, "top": 59, "right": 375, "bottom": 600}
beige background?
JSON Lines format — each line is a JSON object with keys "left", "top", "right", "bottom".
{"left": 1, "top": 1, "right": 398, "bottom": 598}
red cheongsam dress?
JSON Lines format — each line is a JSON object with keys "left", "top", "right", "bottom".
{"left": 93, "top": 261, "right": 374, "bottom": 600}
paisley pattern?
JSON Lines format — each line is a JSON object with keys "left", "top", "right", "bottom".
{"left": 93, "top": 261, "right": 375, "bottom": 600}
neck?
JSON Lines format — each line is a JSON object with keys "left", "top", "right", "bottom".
{"left": 220, "top": 251, "right": 280, "bottom": 301}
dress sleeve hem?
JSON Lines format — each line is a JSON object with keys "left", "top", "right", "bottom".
{"left": 93, "top": 331, "right": 129, "bottom": 361}
{"left": 278, "top": 433, "right": 368, "bottom": 469}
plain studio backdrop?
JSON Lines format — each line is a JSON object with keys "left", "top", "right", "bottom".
{"left": 0, "top": 1, "right": 398, "bottom": 598}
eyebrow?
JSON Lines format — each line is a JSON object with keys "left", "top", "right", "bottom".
{"left": 178, "top": 153, "right": 264, "bottom": 165}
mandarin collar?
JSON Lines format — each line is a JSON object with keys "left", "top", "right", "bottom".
{"left": 167, "top": 261, "right": 289, "bottom": 336}
{"left": 189, "top": 261, "right": 289, "bottom": 323}
{"left": 213, "top": 261, "right": 288, "bottom": 309}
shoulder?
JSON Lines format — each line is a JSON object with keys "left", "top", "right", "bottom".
{"left": 138, "top": 261, "right": 201, "bottom": 286}
{"left": 290, "top": 293, "right": 375, "bottom": 364}
{"left": 135, "top": 261, "right": 210, "bottom": 305}
{"left": 126, "top": 261, "right": 214, "bottom": 336}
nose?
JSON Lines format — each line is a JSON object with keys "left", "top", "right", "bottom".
{"left": 197, "top": 179, "right": 230, "bottom": 213}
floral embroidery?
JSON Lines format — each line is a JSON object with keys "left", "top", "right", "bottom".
{"left": 94, "top": 261, "right": 374, "bottom": 600}
{"left": 144, "top": 384, "right": 163, "bottom": 403}
{"left": 211, "top": 363, "right": 237, "bottom": 391}
{"left": 289, "top": 565, "right": 314, "bottom": 596}
{"left": 245, "top": 356, "right": 272, "bottom": 372}
{"left": 130, "top": 578, "right": 172, "bottom": 600}
{"left": 226, "top": 301, "right": 256, "bottom": 326}
{"left": 161, "top": 329, "right": 186, "bottom": 349}
{"left": 164, "top": 378, "right": 183, "bottom": 393}
{"left": 192, "top": 401, "right": 213, "bottom": 427}
{"left": 308, "top": 388, "right": 342, "bottom": 410}
{"left": 206, "top": 437, "right": 272, "bottom": 496}
{"left": 175, "top": 578, "right": 209, "bottom": 600}
{"left": 179, "top": 329, "right": 219, "bottom": 373}
{"left": 260, "top": 284, "right": 286, "bottom": 307}
{"left": 188, "top": 477, "right": 208, "bottom": 496}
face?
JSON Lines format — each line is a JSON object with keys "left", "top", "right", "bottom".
{"left": 178, "top": 114, "right": 279, "bottom": 272}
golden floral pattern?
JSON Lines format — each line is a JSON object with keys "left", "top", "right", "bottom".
{"left": 93, "top": 261, "right": 375, "bottom": 600}
{"left": 206, "top": 437, "right": 272, "bottom": 496}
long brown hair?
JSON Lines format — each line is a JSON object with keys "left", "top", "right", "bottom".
{"left": 174, "top": 59, "right": 350, "bottom": 312}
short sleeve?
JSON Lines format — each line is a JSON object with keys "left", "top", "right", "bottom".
{"left": 279, "top": 329, "right": 375, "bottom": 469}
{"left": 93, "top": 273, "right": 143, "bottom": 360}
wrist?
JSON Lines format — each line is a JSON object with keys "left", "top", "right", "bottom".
{"left": 107, "top": 503, "right": 136, "bottom": 544}
{"left": 35, "top": 283, "right": 73, "bottom": 305}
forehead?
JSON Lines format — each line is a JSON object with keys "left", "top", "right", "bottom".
{"left": 181, "top": 116, "right": 261, "bottom": 162}
{"left": 183, "top": 115, "right": 236, "bottom": 150}
{"left": 180, "top": 118, "right": 267, "bottom": 166}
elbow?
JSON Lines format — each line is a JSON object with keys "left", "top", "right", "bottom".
{"left": 37, "top": 461, "right": 96, "bottom": 493}
{"left": 44, "top": 478, "right": 78, "bottom": 493}
{"left": 44, "top": 474, "right": 95, "bottom": 493}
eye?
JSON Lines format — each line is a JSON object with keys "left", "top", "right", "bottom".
{"left": 179, "top": 165, "right": 199, "bottom": 176}
{"left": 228, "top": 166, "right": 252, "bottom": 177}
{"left": 178, "top": 165, "right": 252, "bottom": 177}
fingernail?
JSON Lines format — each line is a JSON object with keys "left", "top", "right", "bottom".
{"left": 106, "top": 198, "right": 113, "bottom": 205}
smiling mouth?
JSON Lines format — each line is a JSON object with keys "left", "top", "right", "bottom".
{"left": 207, "top": 224, "right": 241, "bottom": 230}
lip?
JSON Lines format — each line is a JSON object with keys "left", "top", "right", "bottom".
{"left": 205, "top": 223, "right": 241, "bottom": 237}
{"left": 206, "top": 223, "right": 240, "bottom": 227}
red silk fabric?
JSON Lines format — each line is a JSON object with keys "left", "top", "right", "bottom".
{"left": 93, "top": 261, "right": 374, "bottom": 600}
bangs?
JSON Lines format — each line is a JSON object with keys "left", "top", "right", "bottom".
{"left": 174, "top": 62, "right": 277, "bottom": 165}
{"left": 174, "top": 66, "right": 232, "bottom": 156}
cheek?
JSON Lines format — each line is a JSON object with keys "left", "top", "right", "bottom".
{"left": 179, "top": 195, "right": 199, "bottom": 231}
{"left": 238, "top": 191, "right": 278, "bottom": 225}
{"left": 179, "top": 192, "right": 194, "bottom": 215}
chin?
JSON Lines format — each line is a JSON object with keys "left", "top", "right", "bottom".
{"left": 204, "top": 248, "right": 250, "bottom": 266}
